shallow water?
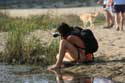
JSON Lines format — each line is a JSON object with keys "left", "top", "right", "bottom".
{"left": 0, "top": 63, "right": 116, "bottom": 83}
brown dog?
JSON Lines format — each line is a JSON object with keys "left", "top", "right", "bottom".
{"left": 80, "top": 12, "right": 99, "bottom": 28}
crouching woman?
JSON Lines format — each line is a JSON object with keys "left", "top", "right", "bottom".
{"left": 48, "top": 23, "right": 94, "bottom": 70}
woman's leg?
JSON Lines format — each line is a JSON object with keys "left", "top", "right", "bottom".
{"left": 57, "top": 35, "right": 86, "bottom": 62}
{"left": 105, "top": 10, "right": 110, "bottom": 27}
{"left": 103, "top": 9, "right": 113, "bottom": 28}
{"left": 48, "top": 39, "right": 78, "bottom": 70}
{"left": 120, "top": 12, "right": 125, "bottom": 31}
{"left": 108, "top": 11, "right": 114, "bottom": 27}
{"left": 115, "top": 12, "right": 120, "bottom": 30}
{"left": 56, "top": 52, "right": 76, "bottom": 62}
{"left": 55, "top": 39, "right": 78, "bottom": 67}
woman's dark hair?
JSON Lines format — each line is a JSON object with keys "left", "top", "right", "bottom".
{"left": 57, "top": 22, "right": 73, "bottom": 37}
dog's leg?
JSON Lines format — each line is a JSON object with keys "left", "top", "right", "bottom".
{"left": 83, "top": 21, "right": 85, "bottom": 28}
{"left": 84, "top": 21, "right": 88, "bottom": 28}
{"left": 90, "top": 18, "right": 94, "bottom": 28}
{"left": 82, "top": 20, "right": 86, "bottom": 28}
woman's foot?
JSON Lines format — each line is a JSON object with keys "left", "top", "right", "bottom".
{"left": 103, "top": 23, "right": 114, "bottom": 29}
{"left": 116, "top": 26, "right": 120, "bottom": 31}
{"left": 103, "top": 25, "right": 110, "bottom": 28}
{"left": 109, "top": 23, "right": 114, "bottom": 28}
{"left": 120, "top": 26, "right": 123, "bottom": 31}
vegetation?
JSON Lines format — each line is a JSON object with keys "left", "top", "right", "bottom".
{"left": 4, "top": 29, "right": 59, "bottom": 66}
{"left": 0, "top": 11, "right": 104, "bottom": 66}
{"left": 94, "top": 13, "right": 105, "bottom": 26}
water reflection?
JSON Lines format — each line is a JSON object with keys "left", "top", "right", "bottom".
{"left": 50, "top": 70, "right": 115, "bottom": 83}
{"left": 0, "top": 64, "right": 116, "bottom": 83}
{"left": 0, "top": 64, "right": 56, "bottom": 83}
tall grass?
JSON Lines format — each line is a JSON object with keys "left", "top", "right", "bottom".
{"left": 4, "top": 27, "right": 29, "bottom": 64}
{"left": 3, "top": 27, "right": 59, "bottom": 66}
{"left": 0, "top": 14, "right": 61, "bottom": 32}
{"left": 0, "top": 12, "right": 61, "bottom": 65}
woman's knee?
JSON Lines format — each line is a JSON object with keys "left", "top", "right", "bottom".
{"left": 56, "top": 54, "right": 59, "bottom": 60}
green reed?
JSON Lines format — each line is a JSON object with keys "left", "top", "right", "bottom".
{"left": 3, "top": 27, "right": 59, "bottom": 66}
{"left": 0, "top": 14, "right": 60, "bottom": 65}
{"left": 0, "top": 14, "right": 60, "bottom": 32}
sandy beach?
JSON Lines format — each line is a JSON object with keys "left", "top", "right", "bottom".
{"left": 0, "top": 7, "right": 125, "bottom": 83}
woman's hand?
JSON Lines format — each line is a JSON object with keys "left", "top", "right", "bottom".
{"left": 47, "top": 64, "right": 61, "bottom": 70}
